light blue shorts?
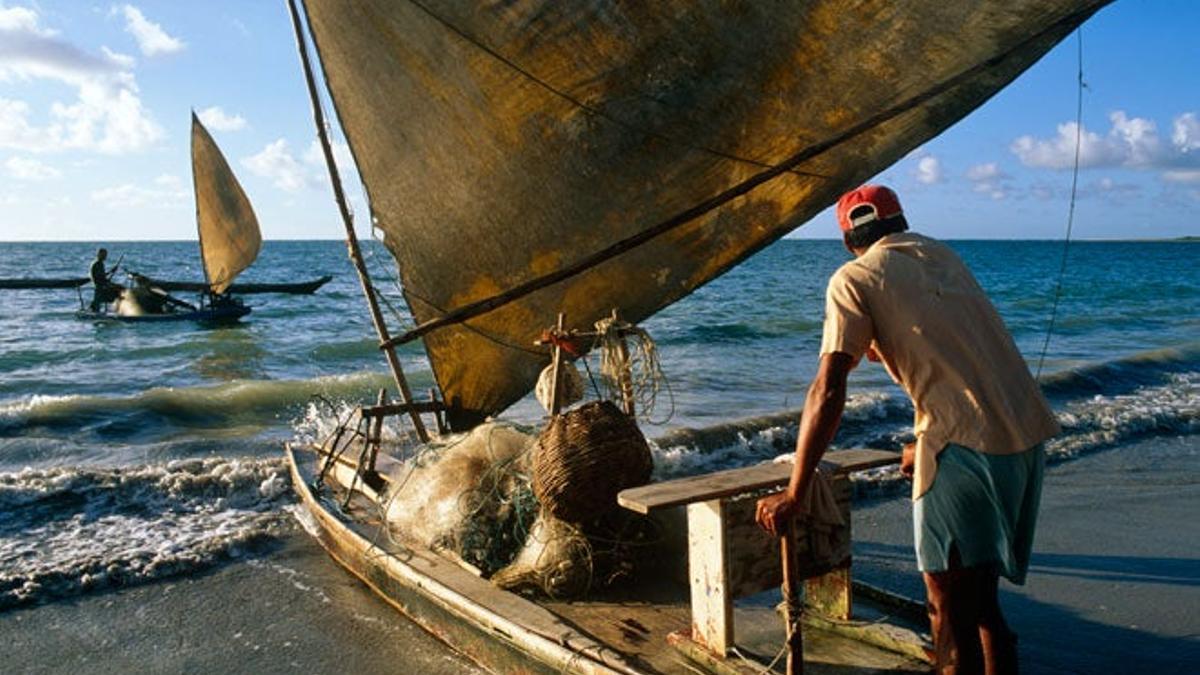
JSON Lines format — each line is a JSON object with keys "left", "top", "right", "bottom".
{"left": 914, "top": 443, "right": 1045, "bottom": 584}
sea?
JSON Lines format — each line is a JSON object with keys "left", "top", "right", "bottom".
{"left": 0, "top": 238, "right": 1197, "bottom": 668}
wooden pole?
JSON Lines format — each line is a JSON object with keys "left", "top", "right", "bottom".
{"left": 781, "top": 520, "right": 804, "bottom": 675}
{"left": 367, "top": 388, "right": 386, "bottom": 473}
{"left": 429, "top": 388, "right": 447, "bottom": 435}
{"left": 286, "top": 0, "right": 428, "bottom": 442}
{"left": 611, "top": 309, "right": 636, "bottom": 416}
{"left": 548, "top": 313, "right": 565, "bottom": 415}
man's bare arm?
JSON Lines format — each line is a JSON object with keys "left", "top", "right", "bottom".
{"left": 756, "top": 351, "right": 856, "bottom": 536}
{"left": 786, "top": 351, "right": 855, "bottom": 499}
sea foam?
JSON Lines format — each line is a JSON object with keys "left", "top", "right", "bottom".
{"left": 0, "top": 457, "right": 292, "bottom": 610}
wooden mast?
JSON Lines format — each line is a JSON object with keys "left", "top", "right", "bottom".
{"left": 286, "top": 0, "right": 428, "bottom": 442}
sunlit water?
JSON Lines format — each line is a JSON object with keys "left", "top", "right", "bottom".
{"left": 0, "top": 238, "right": 1196, "bottom": 608}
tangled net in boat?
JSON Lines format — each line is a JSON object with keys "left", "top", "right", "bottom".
{"left": 378, "top": 414, "right": 656, "bottom": 598}
{"left": 381, "top": 422, "right": 539, "bottom": 575}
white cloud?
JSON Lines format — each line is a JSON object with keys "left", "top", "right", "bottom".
{"left": 1012, "top": 111, "right": 1200, "bottom": 174}
{"left": 0, "top": 6, "right": 49, "bottom": 35}
{"left": 1010, "top": 121, "right": 1118, "bottom": 169}
{"left": 243, "top": 138, "right": 312, "bottom": 192}
{"left": 154, "top": 172, "right": 182, "bottom": 187}
{"left": 197, "top": 106, "right": 247, "bottom": 132}
{"left": 117, "top": 5, "right": 184, "bottom": 57}
{"left": 964, "top": 162, "right": 1011, "bottom": 200}
{"left": 913, "top": 155, "right": 942, "bottom": 185}
{"left": 0, "top": 7, "right": 163, "bottom": 154}
{"left": 303, "top": 138, "right": 355, "bottom": 178}
{"left": 101, "top": 46, "right": 135, "bottom": 69}
{"left": 4, "top": 155, "right": 61, "bottom": 180}
{"left": 91, "top": 175, "right": 188, "bottom": 208}
{"left": 965, "top": 163, "right": 1002, "bottom": 182}
{"left": 1172, "top": 113, "right": 1200, "bottom": 153}
{"left": 1082, "top": 177, "right": 1141, "bottom": 201}
{"left": 1163, "top": 170, "right": 1200, "bottom": 184}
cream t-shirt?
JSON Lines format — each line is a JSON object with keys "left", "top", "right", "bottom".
{"left": 820, "top": 233, "right": 1060, "bottom": 499}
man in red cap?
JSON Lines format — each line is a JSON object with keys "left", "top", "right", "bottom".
{"left": 756, "top": 185, "right": 1059, "bottom": 674}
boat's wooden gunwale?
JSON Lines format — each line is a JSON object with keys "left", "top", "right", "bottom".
{"left": 286, "top": 444, "right": 647, "bottom": 675}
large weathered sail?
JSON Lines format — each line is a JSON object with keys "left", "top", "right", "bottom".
{"left": 191, "top": 113, "right": 262, "bottom": 295}
{"left": 301, "top": 0, "right": 1109, "bottom": 429}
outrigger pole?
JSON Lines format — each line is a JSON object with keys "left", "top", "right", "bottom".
{"left": 286, "top": 0, "right": 429, "bottom": 442}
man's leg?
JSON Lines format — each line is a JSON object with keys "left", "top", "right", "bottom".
{"left": 923, "top": 548, "right": 985, "bottom": 674}
{"left": 978, "top": 571, "right": 1018, "bottom": 675}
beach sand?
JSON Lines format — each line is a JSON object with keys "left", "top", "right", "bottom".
{"left": 3, "top": 436, "right": 1195, "bottom": 673}
{"left": 854, "top": 434, "right": 1200, "bottom": 673}
{"left": 2, "top": 530, "right": 481, "bottom": 674}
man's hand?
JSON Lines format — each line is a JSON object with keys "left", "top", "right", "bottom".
{"left": 900, "top": 442, "right": 915, "bottom": 479}
{"left": 756, "top": 492, "right": 799, "bottom": 538}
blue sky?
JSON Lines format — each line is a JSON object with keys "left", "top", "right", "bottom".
{"left": 0, "top": 1, "right": 1196, "bottom": 242}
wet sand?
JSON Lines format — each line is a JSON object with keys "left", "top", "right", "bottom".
{"left": 853, "top": 434, "right": 1200, "bottom": 673}
{"left": 1, "top": 530, "right": 481, "bottom": 674}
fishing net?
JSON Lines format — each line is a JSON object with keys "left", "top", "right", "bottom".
{"left": 490, "top": 511, "right": 593, "bottom": 598}
{"left": 381, "top": 422, "right": 539, "bottom": 575}
{"left": 531, "top": 400, "right": 653, "bottom": 523}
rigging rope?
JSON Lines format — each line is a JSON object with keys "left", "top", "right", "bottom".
{"left": 1036, "top": 29, "right": 1087, "bottom": 379}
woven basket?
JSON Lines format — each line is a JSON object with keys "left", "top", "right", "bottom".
{"left": 532, "top": 400, "right": 653, "bottom": 523}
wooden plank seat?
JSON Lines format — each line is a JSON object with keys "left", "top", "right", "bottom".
{"left": 617, "top": 449, "right": 899, "bottom": 658}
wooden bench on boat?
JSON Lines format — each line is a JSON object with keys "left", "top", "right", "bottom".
{"left": 617, "top": 449, "right": 899, "bottom": 659}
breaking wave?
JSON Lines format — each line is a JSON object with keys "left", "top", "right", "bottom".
{"left": 0, "top": 457, "right": 293, "bottom": 610}
{"left": 0, "top": 372, "right": 397, "bottom": 439}
{"left": 650, "top": 348, "right": 1200, "bottom": 495}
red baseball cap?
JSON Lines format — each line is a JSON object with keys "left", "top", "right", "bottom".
{"left": 836, "top": 185, "right": 903, "bottom": 232}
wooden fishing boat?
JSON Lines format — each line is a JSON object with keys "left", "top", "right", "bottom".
{"left": 287, "top": 436, "right": 932, "bottom": 673}
{"left": 77, "top": 114, "right": 262, "bottom": 324}
{"left": 75, "top": 299, "right": 250, "bottom": 324}
{"left": 139, "top": 275, "right": 332, "bottom": 295}
{"left": 0, "top": 277, "right": 92, "bottom": 290}
{"left": 0, "top": 275, "right": 330, "bottom": 294}
{"left": 283, "top": 0, "right": 1111, "bottom": 671}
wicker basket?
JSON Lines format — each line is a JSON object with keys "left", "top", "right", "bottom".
{"left": 532, "top": 400, "right": 653, "bottom": 523}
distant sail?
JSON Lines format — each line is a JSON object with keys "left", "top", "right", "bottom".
{"left": 302, "top": 0, "right": 1109, "bottom": 429}
{"left": 191, "top": 113, "right": 262, "bottom": 295}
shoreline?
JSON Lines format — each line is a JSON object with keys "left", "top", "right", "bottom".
{"left": 3, "top": 432, "right": 1195, "bottom": 673}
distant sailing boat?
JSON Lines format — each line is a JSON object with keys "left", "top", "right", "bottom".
{"left": 79, "top": 114, "right": 260, "bottom": 323}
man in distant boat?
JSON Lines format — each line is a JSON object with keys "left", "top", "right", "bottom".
{"left": 88, "top": 248, "right": 123, "bottom": 312}
{"left": 755, "top": 185, "right": 1060, "bottom": 674}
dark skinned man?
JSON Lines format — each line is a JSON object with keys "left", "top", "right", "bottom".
{"left": 756, "top": 185, "right": 1059, "bottom": 674}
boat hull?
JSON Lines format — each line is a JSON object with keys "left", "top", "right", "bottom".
{"left": 285, "top": 445, "right": 639, "bottom": 675}
{"left": 1, "top": 276, "right": 329, "bottom": 294}
{"left": 286, "top": 443, "right": 930, "bottom": 674}
{"left": 76, "top": 305, "right": 251, "bottom": 324}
